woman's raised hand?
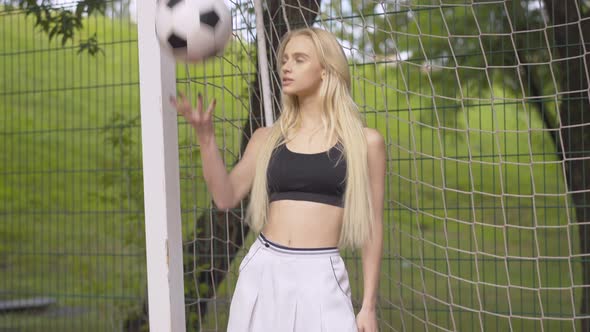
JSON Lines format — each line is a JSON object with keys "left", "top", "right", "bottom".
{"left": 170, "top": 92, "right": 216, "bottom": 145}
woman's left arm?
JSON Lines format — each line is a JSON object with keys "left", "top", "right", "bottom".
{"left": 357, "top": 128, "right": 386, "bottom": 330}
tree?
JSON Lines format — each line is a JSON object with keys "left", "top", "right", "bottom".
{"left": 183, "top": 0, "right": 321, "bottom": 327}
{"left": 325, "top": 0, "right": 590, "bottom": 327}
{"left": 12, "top": 0, "right": 107, "bottom": 55}
{"left": 324, "top": 0, "right": 559, "bottom": 132}
{"left": 542, "top": 0, "right": 590, "bottom": 329}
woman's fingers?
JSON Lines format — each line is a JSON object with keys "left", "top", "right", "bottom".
{"left": 197, "top": 93, "right": 204, "bottom": 113}
{"left": 205, "top": 98, "right": 216, "bottom": 117}
{"left": 170, "top": 92, "right": 191, "bottom": 115}
{"left": 170, "top": 96, "right": 186, "bottom": 117}
{"left": 169, "top": 91, "right": 216, "bottom": 126}
{"left": 169, "top": 95, "right": 178, "bottom": 108}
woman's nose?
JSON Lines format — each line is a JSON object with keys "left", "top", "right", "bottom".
{"left": 282, "top": 61, "right": 292, "bottom": 73}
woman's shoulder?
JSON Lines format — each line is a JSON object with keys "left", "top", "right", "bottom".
{"left": 247, "top": 126, "right": 278, "bottom": 152}
{"left": 251, "top": 126, "right": 274, "bottom": 141}
{"left": 363, "top": 127, "right": 386, "bottom": 169}
{"left": 363, "top": 127, "right": 385, "bottom": 148}
{"left": 254, "top": 125, "right": 273, "bottom": 134}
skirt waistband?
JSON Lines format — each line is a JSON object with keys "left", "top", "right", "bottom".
{"left": 258, "top": 233, "right": 340, "bottom": 256}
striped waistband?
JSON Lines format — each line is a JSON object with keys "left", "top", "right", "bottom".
{"left": 258, "top": 233, "right": 340, "bottom": 256}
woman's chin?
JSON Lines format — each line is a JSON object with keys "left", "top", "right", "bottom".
{"left": 282, "top": 88, "right": 298, "bottom": 96}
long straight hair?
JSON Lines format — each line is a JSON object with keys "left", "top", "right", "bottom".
{"left": 245, "top": 28, "right": 374, "bottom": 249}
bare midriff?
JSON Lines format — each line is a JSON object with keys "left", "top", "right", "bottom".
{"left": 262, "top": 200, "right": 344, "bottom": 248}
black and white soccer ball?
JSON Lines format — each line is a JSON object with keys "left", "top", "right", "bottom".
{"left": 155, "top": 0, "right": 232, "bottom": 63}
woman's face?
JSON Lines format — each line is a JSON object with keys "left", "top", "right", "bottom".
{"left": 280, "top": 35, "right": 325, "bottom": 98}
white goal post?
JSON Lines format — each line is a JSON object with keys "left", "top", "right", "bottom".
{"left": 137, "top": 1, "right": 187, "bottom": 331}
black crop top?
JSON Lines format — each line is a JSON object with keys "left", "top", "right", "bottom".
{"left": 267, "top": 142, "right": 347, "bottom": 207}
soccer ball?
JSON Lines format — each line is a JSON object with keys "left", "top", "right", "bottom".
{"left": 155, "top": 0, "right": 232, "bottom": 63}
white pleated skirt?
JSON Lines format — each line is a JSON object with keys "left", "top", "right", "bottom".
{"left": 227, "top": 233, "right": 358, "bottom": 332}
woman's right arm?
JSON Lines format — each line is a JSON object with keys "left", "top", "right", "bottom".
{"left": 199, "top": 126, "right": 269, "bottom": 210}
{"left": 170, "top": 92, "right": 270, "bottom": 210}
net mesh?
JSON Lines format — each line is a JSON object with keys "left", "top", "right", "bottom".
{"left": 179, "top": 1, "right": 586, "bottom": 331}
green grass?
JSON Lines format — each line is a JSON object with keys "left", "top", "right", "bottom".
{"left": 1, "top": 7, "right": 580, "bottom": 332}
{"left": 0, "top": 8, "right": 253, "bottom": 331}
{"left": 1, "top": 9, "right": 147, "bottom": 331}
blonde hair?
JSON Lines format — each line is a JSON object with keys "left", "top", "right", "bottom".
{"left": 245, "top": 27, "right": 374, "bottom": 249}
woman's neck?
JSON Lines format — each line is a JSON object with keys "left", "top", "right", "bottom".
{"left": 297, "top": 94, "right": 324, "bottom": 129}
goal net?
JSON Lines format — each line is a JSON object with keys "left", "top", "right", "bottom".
{"left": 172, "top": 0, "right": 587, "bottom": 331}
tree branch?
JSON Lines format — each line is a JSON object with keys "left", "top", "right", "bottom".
{"left": 18, "top": 0, "right": 106, "bottom": 56}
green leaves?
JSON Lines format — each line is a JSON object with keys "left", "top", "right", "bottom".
{"left": 74, "top": 0, "right": 106, "bottom": 17}
{"left": 49, "top": 9, "right": 82, "bottom": 44}
{"left": 77, "top": 33, "right": 104, "bottom": 55}
{"left": 18, "top": 0, "right": 107, "bottom": 56}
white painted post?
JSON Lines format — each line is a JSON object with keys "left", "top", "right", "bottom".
{"left": 254, "top": 0, "right": 275, "bottom": 126}
{"left": 137, "top": 1, "right": 186, "bottom": 331}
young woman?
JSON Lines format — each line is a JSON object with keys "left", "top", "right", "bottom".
{"left": 171, "top": 27, "right": 385, "bottom": 332}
